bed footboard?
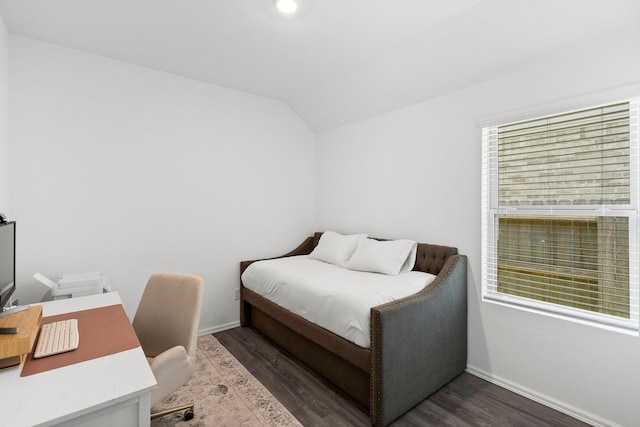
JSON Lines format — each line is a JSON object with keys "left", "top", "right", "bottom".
{"left": 240, "top": 236, "right": 315, "bottom": 326}
{"left": 370, "top": 254, "right": 467, "bottom": 426}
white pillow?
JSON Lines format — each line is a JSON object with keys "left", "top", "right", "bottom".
{"left": 347, "top": 238, "right": 417, "bottom": 276}
{"left": 309, "top": 231, "right": 367, "bottom": 268}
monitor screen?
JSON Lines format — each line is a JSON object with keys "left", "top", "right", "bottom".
{"left": 0, "top": 221, "right": 16, "bottom": 310}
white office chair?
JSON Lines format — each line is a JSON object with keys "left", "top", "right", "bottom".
{"left": 132, "top": 273, "right": 204, "bottom": 421}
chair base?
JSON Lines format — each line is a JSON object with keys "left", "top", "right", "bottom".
{"left": 151, "top": 402, "right": 195, "bottom": 421}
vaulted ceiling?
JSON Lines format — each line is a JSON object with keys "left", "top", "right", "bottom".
{"left": 0, "top": 0, "right": 638, "bottom": 131}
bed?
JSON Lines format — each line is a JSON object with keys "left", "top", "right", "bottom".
{"left": 240, "top": 232, "right": 467, "bottom": 426}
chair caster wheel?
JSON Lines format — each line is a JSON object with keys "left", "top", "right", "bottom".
{"left": 183, "top": 408, "right": 194, "bottom": 421}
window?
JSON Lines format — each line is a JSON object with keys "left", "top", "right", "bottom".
{"left": 482, "top": 99, "right": 639, "bottom": 332}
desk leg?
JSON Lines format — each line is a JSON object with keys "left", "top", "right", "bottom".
{"left": 138, "top": 393, "right": 151, "bottom": 427}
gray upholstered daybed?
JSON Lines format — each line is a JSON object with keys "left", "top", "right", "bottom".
{"left": 240, "top": 232, "right": 467, "bottom": 426}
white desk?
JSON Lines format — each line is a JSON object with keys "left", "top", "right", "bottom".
{"left": 0, "top": 292, "right": 157, "bottom": 427}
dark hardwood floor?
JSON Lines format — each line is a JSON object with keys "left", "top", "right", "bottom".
{"left": 214, "top": 327, "right": 590, "bottom": 426}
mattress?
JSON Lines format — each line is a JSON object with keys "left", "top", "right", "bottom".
{"left": 241, "top": 255, "right": 436, "bottom": 348}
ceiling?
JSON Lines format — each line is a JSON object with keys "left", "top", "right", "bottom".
{"left": 0, "top": 0, "right": 638, "bottom": 131}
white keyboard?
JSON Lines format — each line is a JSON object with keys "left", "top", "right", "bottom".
{"left": 33, "top": 319, "right": 79, "bottom": 359}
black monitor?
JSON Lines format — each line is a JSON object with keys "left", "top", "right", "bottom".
{"left": 0, "top": 221, "right": 16, "bottom": 311}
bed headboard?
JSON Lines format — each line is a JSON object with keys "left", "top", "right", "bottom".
{"left": 312, "top": 232, "right": 458, "bottom": 276}
{"left": 413, "top": 243, "right": 458, "bottom": 275}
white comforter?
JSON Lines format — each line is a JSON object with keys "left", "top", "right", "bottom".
{"left": 241, "top": 255, "right": 436, "bottom": 348}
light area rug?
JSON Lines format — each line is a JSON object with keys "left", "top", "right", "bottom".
{"left": 151, "top": 334, "right": 302, "bottom": 427}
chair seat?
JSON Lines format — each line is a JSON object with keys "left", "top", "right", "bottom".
{"left": 148, "top": 345, "right": 195, "bottom": 407}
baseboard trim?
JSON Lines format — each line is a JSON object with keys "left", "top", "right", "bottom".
{"left": 199, "top": 321, "right": 240, "bottom": 335}
{"left": 465, "top": 365, "right": 619, "bottom": 427}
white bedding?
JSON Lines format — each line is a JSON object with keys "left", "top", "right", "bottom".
{"left": 241, "top": 255, "right": 436, "bottom": 348}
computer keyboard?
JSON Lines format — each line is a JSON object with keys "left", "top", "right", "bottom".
{"left": 33, "top": 318, "right": 79, "bottom": 359}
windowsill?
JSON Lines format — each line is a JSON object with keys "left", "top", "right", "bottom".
{"left": 482, "top": 293, "right": 640, "bottom": 337}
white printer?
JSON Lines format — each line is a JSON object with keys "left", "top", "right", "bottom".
{"left": 34, "top": 271, "right": 111, "bottom": 300}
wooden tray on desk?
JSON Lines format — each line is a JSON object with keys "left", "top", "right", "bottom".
{"left": 0, "top": 306, "right": 42, "bottom": 368}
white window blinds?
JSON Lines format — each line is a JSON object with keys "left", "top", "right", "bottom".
{"left": 482, "top": 99, "right": 639, "bottom": 332}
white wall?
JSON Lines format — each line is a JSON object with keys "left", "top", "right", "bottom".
{"left": 8, "top": 36, "right": 316, "bottom": 330}
{"left": 5, "top": 11, "right": 639, "bottom": 427}
{"left": 0, "top": 16, "right": 8, "bottom": 213}
{"left": 317, "top": 28, "right": 640, "bottom": 427}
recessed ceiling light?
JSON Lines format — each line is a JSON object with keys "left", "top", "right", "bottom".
{"left": 275, "top": 0, "right": 298, "bottom": 14}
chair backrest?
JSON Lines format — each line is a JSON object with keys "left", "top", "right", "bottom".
{"left": 132, "top": 273, "right": 204, "bottom": 359}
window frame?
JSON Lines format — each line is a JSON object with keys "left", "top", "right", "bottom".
{"left": 481, "top": 91, "right": 640, "bottom": 334}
